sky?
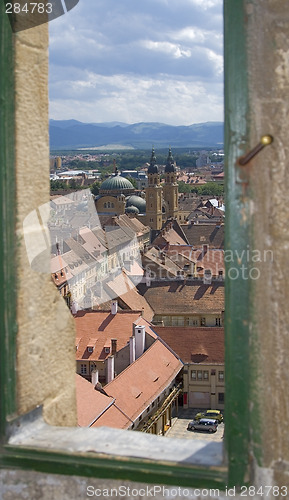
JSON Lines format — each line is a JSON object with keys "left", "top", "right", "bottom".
{"left": 49, "top": 0, "right": 223, "bottom": 126}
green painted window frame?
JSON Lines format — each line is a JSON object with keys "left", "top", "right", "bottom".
{"left": 0, "top": 0, "right": 255, "bottom": 489}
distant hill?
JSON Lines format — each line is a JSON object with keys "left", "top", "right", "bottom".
{"left": 49, "top": 120, "right": 224, "bottom": 150}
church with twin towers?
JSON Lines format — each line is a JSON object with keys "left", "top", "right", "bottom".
{"left": 95, "top": 147, "right": 179, "bottom": 231}
{"left": 145, "top": 147, "right": 179, "bottom": 230}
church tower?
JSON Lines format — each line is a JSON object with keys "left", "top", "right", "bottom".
{"left": 163, "top": 147, "right": 178, "bottom": 219}
{"left": 145, "top": 148, "right": 163, "bottom": 231}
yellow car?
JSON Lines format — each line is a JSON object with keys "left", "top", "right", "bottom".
{"left": 194, "top": 410, "right": 223, "bottom": 423}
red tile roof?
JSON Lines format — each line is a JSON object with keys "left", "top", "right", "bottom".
{"left": 153, "top": 326, "right": 224, "bottom": 364}
{"left": 76, "top": 374, "right": 115, "bottom": 427}
{"left": 181, "top": 224, "right": 224, "bottom": 249}
{"left": 91, "top": 339, "right": 183, "bottom": 429}
{"left": 51, "top": 254, "right": 73, "bottom": 286}
{"left": 116, "top": 214, "right": 150, "bottom": 235}
{"left": 105, "top": 271, "right": 153, "bottom": 322}
{"left": 79, "top": 226, "right": 107, "bottom": 257}
{"left": 138, "top": 281, "right": 224, "bottom": 315}
{"left": 51, "top": 255, "right": 68, "bottom": 273}
{"left": 166, "top": 246, "right": 224, "bottom": 277}
{"left": 74, "top": 310, "right": 156, "bottom": 361}
{"left": 142, "top": 248, "right": 181, "bottom": 278}
{"left": 152, "top": 227, "right": 188, "bottom": 247}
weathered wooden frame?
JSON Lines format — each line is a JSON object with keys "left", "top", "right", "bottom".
{"left": 0, "top": 0, "right": 254, "bottom": 489}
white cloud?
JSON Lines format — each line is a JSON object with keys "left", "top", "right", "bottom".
{"left": 189, "top": 0, "right": 221, "bottom": 9}
{"left": 49, "top": 72, "right": 223, "bottom": 125}
{"left": 140, "top": 40, "right": 191, "bottom": 59}
{"left": 49, "top": 0, "right": 223, "bottom": 125}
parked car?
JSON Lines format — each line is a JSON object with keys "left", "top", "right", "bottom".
{"left": 187, "top": 418, "right": 218, "bottom": 433}
{"left": 194, "top": 410, "right": 223, "bottom": 423}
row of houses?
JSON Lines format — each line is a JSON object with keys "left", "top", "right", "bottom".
{"left": 74, "top": 302, "right": 224, "bottom": 434}
{"left": 49, "top": 193, "right": 225, "bottom": 434}
{"left": 50, "top": 197, "right": 150, "bottom": 311}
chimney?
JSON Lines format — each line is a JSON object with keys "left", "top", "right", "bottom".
{"left": 134, "top": 325, "right": 146, "bottom": 359}
{"left": 145, "top": 271, "right": 151, "bottom": 287}
{"left": 111, "top": 300, "right": 118, "bottom": 315}
{"left": 106, "top": 355, "right": 114, "bottom": 384}
{"left": 129, "top": 336, "right": 136, "bottom": 364}
{"left": 91, "top": 368, "right": 99, "bottom": 386}
{"left": 189, "top": 262, "right": 195, "bottom": 277}
{"left": 111, "top": 338, "right": 117, "bottom": 355}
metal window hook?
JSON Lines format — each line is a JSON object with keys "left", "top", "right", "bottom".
{"left": 238, "top": 135, "right": 274, "bottom": 166}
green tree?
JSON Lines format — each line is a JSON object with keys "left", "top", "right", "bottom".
{"left": 191, "top": 182, "right": 224, "bottom": 196}
{"left": 177, "top": 181, "right": 193, "bottom": 193}
{"left": 50, "top": 179, "right": 67, "bottom": 191}
{"left": 126, "top": 176, "right": 137, "bottom": 189}
{"left": 90, "top": 181, "right": 100, "bottom": 196}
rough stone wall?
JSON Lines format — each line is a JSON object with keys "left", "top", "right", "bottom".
{"left": 14, "top": 24, "right": 77, "bottom": 426}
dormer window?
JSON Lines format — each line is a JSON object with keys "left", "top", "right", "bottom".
{"left": 87, "top": 347, "right": 94, "bottom": 353}
{"left": 104, "top": 347, "right": 110, "bottom": 354}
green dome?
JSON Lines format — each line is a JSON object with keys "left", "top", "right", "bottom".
{"left": 126, "top": 195, "right": 146, "bottom": 214}
{"left": 100, "top": 174, "right": 134, "bottom": 194}
{"left": 125, "top": 205, "right": 139, "bottom": 214}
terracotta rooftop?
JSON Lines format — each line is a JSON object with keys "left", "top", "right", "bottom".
{"left": 181, "top": 224, "right": 225, "bottom": 249}
{"left": 137, "top": 281, "right": 224, "bottom": 315}
{"left": 152, "top": 227, "right": 188, "bottom": 247}
{"left": 97, "top": 214, "right": 116, "bottom": 229}
{"left": 74, "top": 309, "right": 156, "bottom": 362}
{"left": 104, "top": 226, "right": 134, "bottom": 251}
{"left": 104, "top": 271, "right": 153, "bottom": 322}
{"left": 115, "top": 214, "right": 150, "bottom": 236}
{"left": 61, "top": 249, "right": 89, "bottom": 277}
{"left": 153, "top": 326, "right": 224, "bottom": 364}
{"left": 91, "top": 226, "right": 108, "bottom": 248}
{"left": 50, "top": 195, "right": 75, "bottom": 206}
{"left": 64, "top": 238, "right": 97, "bottom": 267}
{"left": 76, "top": 374, "right": 115, "bottom": 427}
{"left": 91, "top": 339, "right": 183, "bottom": 429}
{"left": 212, "top": 171, "right": 224, "bottom": 178}
{"left": 79, "top": 226, "right": 107, "bottom": 257}
{"left": 177, "top": 175, "right": 207, "bottom": 185}
{"left": 142, "top": 248, "right": 181, "bottom": 278}
{"left": 196, "top": 206, "right": 225, "bottom": 218}
{"left": 178, "top": 195, "right": 203, "bottom": 212}
{"left": 166, "top": 246, "right": 224, "bottom": 277}
{"left": 51, "top": 254, "right": 68, "bottom": 274}
{"left": 124, "top": 260, "right": 144, "bottom": 279}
